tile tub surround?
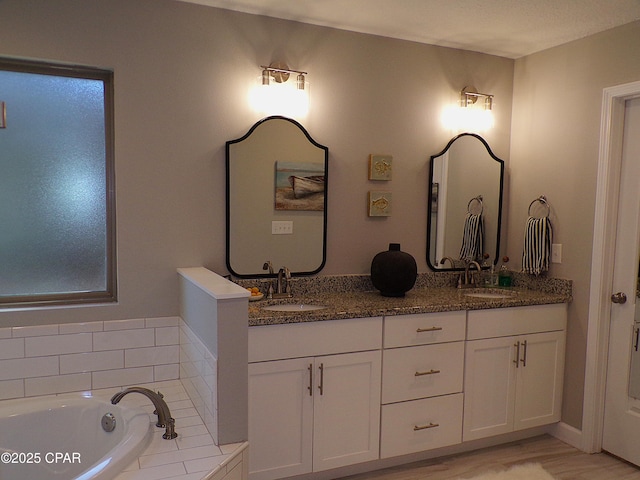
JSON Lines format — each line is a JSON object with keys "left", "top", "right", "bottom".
{"left": 180, "top": 318, "right": 219, "bottom": 445}
{"left": 85, "top": 380, "right": 247, "bottom": 480}
{"left": 0, "top": 317, "right": 181, "bottom": 401}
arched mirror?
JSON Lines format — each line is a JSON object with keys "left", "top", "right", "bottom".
{"left": 427, "top": 133, "right": 504, "bottom": 271}
{"left": 226, "top": 116, "right": 328, "bottom": 278}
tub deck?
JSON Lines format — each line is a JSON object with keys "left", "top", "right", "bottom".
{"left": 88, "top": 380, "right": 247, "bottom": 480}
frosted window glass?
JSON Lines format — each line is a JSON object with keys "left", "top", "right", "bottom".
{"left": 0, "top": 65, "right": 113, "bottom": 302}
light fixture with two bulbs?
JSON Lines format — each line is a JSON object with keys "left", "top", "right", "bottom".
{"left": 250, "top": 61, "right": 310, "bottom": 118}
{"left": 441, "top": 85, "right": 495, "bottom": 132}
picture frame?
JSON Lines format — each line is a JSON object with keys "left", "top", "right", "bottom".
{"left": 369, "top": 154, "right": 392, "bottom": 180}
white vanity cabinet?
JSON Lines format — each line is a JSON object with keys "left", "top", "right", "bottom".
{"left": 248, "top": 317, "right": 382, "bottom": 480}
{"left": 380, "top": 311, "right": 466, "bottom": 458}
{"left": 463, "top": 303, "right": 567, "bottom": 441}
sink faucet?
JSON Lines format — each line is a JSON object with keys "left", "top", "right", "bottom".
{"left": 111, "top": 387, "right": 178, "bottom": 439}
{"left": 274, "top": 266, "right": 292, "bottom": 298}
{"left": 463, "top": 260, "right": 483, "bottom": 288}
{"left": 440, "top": 256, "right": 456, "bottom": 269}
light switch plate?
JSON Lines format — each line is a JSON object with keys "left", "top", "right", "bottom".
{"left": 272, "top": 220, "right": 293, "bottom": 235}
{"left": 551, "top": 243, "right": 562, "bottom": 263}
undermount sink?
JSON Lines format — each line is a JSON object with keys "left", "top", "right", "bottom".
{"left": 463, "top": 289, "right": 516, "bottom": 299}
{"left": 262, "top": 304, "right": 328, "bottom": 312}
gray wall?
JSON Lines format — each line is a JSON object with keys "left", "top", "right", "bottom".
{"left": 0, "top": 0, "right": 513, "bottom": 328}
{"left": 509, "top": 21, "right": 640, "bottom": 429}
{"left": 4, "top": 0, "right": 637, "bottom": 433}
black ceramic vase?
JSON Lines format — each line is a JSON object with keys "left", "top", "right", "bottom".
{"left": 370, "top": 243, "right": 417, "bottom": 297}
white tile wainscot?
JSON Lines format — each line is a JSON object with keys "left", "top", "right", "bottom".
{"left": 0, "top": 316, "right": 182, "bottom": 399}
{"left": 178, "top": 267, "right": 250, "bottom": 445}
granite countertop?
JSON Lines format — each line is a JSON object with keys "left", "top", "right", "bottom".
{"left": 247, "top": 286, "right": 571, "bottom": 326}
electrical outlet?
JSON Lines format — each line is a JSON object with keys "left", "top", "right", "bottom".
{"left": 272, "top": 221, "right": 293, "bottom": 235}
{"left": 551, "top": 243, "right": 562, "bottom": 263}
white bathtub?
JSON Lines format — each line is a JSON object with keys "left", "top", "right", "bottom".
{"left": 0, "top": 393, "right": 153, "bottom": 480}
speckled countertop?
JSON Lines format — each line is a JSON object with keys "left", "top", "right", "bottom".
{"left": 237, "top": 272, "right": 572, "bottom": 327}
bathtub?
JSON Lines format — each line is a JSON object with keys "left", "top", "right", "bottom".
{"left": 0, "top": 393, "right": 153, "bottom": 480}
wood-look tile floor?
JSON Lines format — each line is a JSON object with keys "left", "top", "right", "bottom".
{"left": 338, "top": 435, "right": 640, "bottom": 480}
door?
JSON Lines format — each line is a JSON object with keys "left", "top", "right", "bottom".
{"left": 602, "top": 97, "right": 640, "bottom": 465}
{"left": 313, "top": 350, "right": 381, "bottom": 471}
{"left": 463, "top": 336, "right": 516, "bottom": 441}
{"left": 515, "top": 331, "right": 565, "bottom": 430}
{"left": 248, "top": 358, "right": 314, "bottom": 480}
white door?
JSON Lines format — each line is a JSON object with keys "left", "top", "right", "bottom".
{"left": 602, "top": 97, "right": 640, "bottom": 465}
{"left": 515, "top": 331, "right": 565, "bottom": 430}
{"left": 248, "top": 358, "right": 314, "bottom": 480}
{"left": 313, "top": 350, "right": 381, "bottom": 471}
{"left": 463, "top": 336, "right": 516, "bottom": 441}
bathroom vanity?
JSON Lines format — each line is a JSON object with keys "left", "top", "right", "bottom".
{"left": 245, "top": 280, "right": 570, "bottom": 480}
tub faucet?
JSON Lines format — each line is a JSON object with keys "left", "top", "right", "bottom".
{"left": 111, "top": 387, "right": 178, "bottom": 439}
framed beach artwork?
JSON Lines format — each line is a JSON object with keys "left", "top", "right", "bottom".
{"left": 275, "top": 161, "right": 326, "bottom": 211}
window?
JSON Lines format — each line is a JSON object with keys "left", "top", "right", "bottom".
{"left": 0, "top": 58, "right": 116, "bottom": 307}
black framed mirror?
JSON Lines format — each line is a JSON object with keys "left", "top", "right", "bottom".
{"left": 427, "top": 133, "right": 504, "bottom": 271}
{"left": 226, "top": 116, "right": 328, "bottom": 278}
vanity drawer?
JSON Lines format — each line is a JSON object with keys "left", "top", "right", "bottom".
{"left": 380, "top": 393, "right": 463, "bottom": 458}
{"left": 382, "top": 342, "right": 464, "bottom": 404}
{"left": 383, "top": 311, "right": 466, "bottom": 348}
{"left": 249, "top": 317, "right": 383, "bottom": 362}
{"left": 466, "top": 303, "right": 567, "bottom": 340}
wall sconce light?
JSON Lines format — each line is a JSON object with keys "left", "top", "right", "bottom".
{"left": 441, "top": 86, "right": 495, "bottom": 132}
{"left": 250, "top": 62, "right": 310, "bottom": 118}
{"left": 460, "top": 86, "right": 493, "bottom": 110}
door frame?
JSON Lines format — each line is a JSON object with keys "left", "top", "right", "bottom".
{"left": 582, "top": 80, "right": 640, "bottom": 453}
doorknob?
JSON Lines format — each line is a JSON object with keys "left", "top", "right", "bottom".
{"left": 611, "top": 292, "right": 627, "bottom": 304}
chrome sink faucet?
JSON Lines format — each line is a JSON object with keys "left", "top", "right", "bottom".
{"left": 111, "top": 387, "right": 178, "bottom": 439}
{"left": 463, "top": 260, "right": 483, "bottom": 288}
{"left": 274, "top": 266, "right": 292, "bottom": 298}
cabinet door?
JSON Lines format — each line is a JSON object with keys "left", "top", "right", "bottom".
{"left": 463, "top": 336, "right": 517, "bottom": 441}
{"left": 248, "top": 358, "right": 313, "bottom": 480}
{"left": 514, "top": 330, "right": 566, "bottom": 430}
{"left": 313, "top": 350, "right": 382, "bottom": 471}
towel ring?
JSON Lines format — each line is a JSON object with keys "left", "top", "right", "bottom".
{"left": 467, "top": 195, "right": 483, "bottom": 215}
{"left": 528, "top": 195, "right": 550, "bottom": 218}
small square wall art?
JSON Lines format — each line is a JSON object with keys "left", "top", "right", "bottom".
{"left": 368, "top": 191, "right": 392, "bottom": 216}
{"left": 369, "top": 154, "right": 392, "bottom": 180}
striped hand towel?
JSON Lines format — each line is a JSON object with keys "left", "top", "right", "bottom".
{"left": 459, "top": 213, "right": 484, "bottom": 261}
{"left": 522, "top": 216, "right": 553, "bottom": 275}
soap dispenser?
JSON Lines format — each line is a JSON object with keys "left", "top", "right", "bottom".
{"left": 498, "top": 256, "right": 512, "bottom": 287}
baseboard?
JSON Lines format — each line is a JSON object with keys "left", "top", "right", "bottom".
{"left": 547, "top": 421, "right": 583, "bottom": 450}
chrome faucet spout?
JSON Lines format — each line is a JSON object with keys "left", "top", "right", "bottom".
{"left": 440, "top": 256, "right": 456, "bottom": 268}
{"left": 273, "top": 266, "right": 292, "bottom": 298}
{"left": 111, "top": 387, "right": 178, "bottom": 439}
{"left": 464, "top": 260, "right": 483, "bottom": 287}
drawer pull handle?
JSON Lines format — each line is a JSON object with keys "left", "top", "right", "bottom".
{"left": 416, "top": 326, "right": 443, "bottom": 333}
{"left": 414, "top": 369, "right": 441, "bottom": 377}
{"left": 413, "top": 422, "right": 439, "bottom": 431}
